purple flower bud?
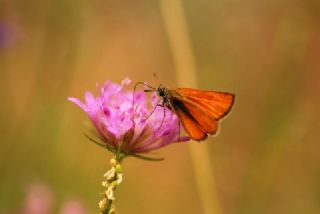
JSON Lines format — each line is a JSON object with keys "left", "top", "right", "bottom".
{"left": 0, "top": 22, "right": 17, "bottom": 49}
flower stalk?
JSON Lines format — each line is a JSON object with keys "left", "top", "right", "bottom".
{"left": 99, "top": 154, "right": 124, "bottom": 214}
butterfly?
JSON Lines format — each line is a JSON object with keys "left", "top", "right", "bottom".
{"left": 134, "top": 82, "right": 235, "bottom": 141}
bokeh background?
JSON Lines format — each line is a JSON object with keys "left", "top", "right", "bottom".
{"left": 1, "top": 0, "right": 319, "bottom": 213}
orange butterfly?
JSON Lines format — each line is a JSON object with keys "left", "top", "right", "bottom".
{"left": 136, "top": 82, "right": 235, "bottom": 141}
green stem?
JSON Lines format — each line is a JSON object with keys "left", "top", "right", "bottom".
{"left": 105, "top": 198, "right": 113, "bottom": 214}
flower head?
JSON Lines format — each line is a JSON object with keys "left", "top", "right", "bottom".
{"left": 68, "top": 78, "right": 188, "bottom": 157}
{"left": 0, "top": 22, "right": 17, "bottom": 49}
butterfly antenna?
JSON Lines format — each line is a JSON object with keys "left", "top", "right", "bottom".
{"left": 153, "top": 72, "right": 159, "bottom": 80}
{"left": 153, "top": 72, "right": 165, "bottom": 87}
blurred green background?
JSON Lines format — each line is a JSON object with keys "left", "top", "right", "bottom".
{"left": 1, "top": 0, "right": 319, "bottom": 213}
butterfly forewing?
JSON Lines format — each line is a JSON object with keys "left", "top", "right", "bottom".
{"left": 175, "top": 88, "right": 235, "bottom": 120}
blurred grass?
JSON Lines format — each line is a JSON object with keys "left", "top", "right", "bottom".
{"left": 1, "top": 0, "right": 320, "bottom": 213}
{"left": 160, "top": 0, "right": 221, "bottom": 213}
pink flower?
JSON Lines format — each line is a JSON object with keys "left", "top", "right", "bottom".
{"left": 60, "top": 200, "right": 87, "bottom": 214}
{"left": 23, "top": 183, "right": 53, "bottom": 214}
{"left": 68, "top": 78, "right": 188, "bottom": 157}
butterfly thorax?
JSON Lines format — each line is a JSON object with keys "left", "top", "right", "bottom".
{"left": 156, "top": 86, "right": 183, "bottom": 110}
{"left": 156, "top": 85, "right": 167, "bottom": 97}
{"left": 156, "top": 85, "right": 169, "bottom": 104}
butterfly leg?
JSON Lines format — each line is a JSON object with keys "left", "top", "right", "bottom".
{"left": 145, "top": 101, "right": 161, "bottom": 121}
{"left": 158, "top": 102, "right": 166, "bottom": 130}
{"left": 169, "top": 109, "right": 181, "bottom": 142}
{"left": 178, "top": 119, "right": 181, "bottom": 142}
{"left": 144, "top": 100, "right": 167, "bottom": 131}
{"left": 132, "top": 81, "right": 156, "bottom": 121}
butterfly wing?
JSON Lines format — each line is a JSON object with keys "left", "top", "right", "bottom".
{"left": 171, "top": 100, "right": 208, "bottom": 141}
{"left": 175, "top": 88, "right": 235, "bottom": 120}
{"left": 168, "top": 88, "right": 234, "bottom": 140}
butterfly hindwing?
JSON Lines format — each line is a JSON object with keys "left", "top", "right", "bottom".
{"left": 172, "top": 98, "right": 218, "bottom": 135}
{"left": 171, "top": 100, "right": 208, "bottom": 141}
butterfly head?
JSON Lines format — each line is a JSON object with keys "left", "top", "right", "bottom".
{"left": 156, "top": 85, "right": 167, "bottom": 98}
